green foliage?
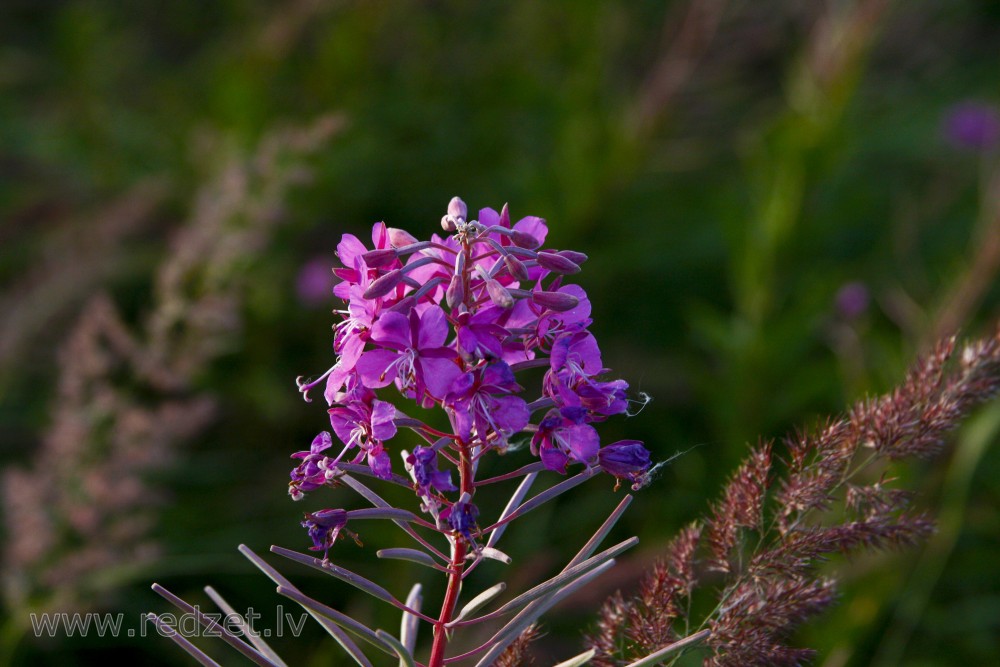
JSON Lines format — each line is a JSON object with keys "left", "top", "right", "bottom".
{"left": 2, "top": 1, "right": 999, "bottom": 664}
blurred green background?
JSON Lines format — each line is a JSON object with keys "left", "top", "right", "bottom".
{"left": 2, "top": 1, "right": 1000, "bottom": 665}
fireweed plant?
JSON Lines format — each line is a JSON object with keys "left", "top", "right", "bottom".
{"left": 150, "top": 198, "right": 1000, "bottom": 666}
{"left": 150, "top": 197, "right": 660, "bottom": 667}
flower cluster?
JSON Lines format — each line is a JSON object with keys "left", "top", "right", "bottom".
{"left": 290, "top": 197, "right": 651, "bottom": 553}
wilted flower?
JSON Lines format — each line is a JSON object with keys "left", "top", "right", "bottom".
{"left": 301, "top": 508, "right": 358, "bottom": 559}
{"left": 598, "top": 440, "right": 652, "bottom": 489}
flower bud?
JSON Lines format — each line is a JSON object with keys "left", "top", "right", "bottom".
{"left": 486, "top": 279, "right": 514, "bottom": 309}
{"left": 441, "top": 215, "right": 457, "bottom": 232}
{"left": 511, "top": 230, "right": 541, "bottom": 249}
{"left": 535, "top": 251, "right": 581, "bottom": 274}
{"left": 532, "top": 290, "right": 580, "bottom": 311}
{"left": 446, "top": 274, "right": 465, "bottom": 309}
{"left": 503, "top": 254, "right": 529, "bottom": 282}
{"left": 557, "top": 250, "right": 588, "bottom": 265}
{"left": 362, "top": 248, "right": 399, "bottom": 268}
{"left": 363, "top": 269, "right": 404, "bottom": 299}
{"left": 388, "top": 227, "right": 419, "bottom": 247}
{"left": 448, "top": 196, "right": 468, "bottom": 221}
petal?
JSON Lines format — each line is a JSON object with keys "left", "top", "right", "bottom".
{"left": 311, "top": 431, "right": 333, "bottom": 454}
{"left": 336, "top": 234, "right": 368, "bottom": 270}
{"left": 561, "top": 423, "right": 600, "bottom": 464}
{"left": 550, "top": 284, "right": 591, "bottom": 325}
{"left": 482, "top": 360, "right": 517, "bottom": 389}
{"left": 418, "top": 355, "right": 463, "bottom": 399}
{"left": 490, "top": 395, "right": 530, "bottom": 434}
{"left": 417, "top": 305, "right": 450, "bottom": 350}
{"left": 367, "top": 445, "right": 392, "bottom": 479}
{"left": 329, "top": 407, "right": 362, "bottom": 446}
{"left": 323, "top": 362, "right": 353, "bottom": 405}
{"left": 540, "top": 442, "right": 568, "bottom": 474}
{"left": 355, "top": 349, "right": 400, "bottom": 388}
{"left": 478, "top": 207, "right": 500, "bottom": 228}
{"left": 370, "top": 399, "right": 398, "bottom": 441}
{"left": 337, "top": 332, "right": 367, "bottom": 370}
{"left": 370, "top": 311, "right": 411, "bottom": 350}
{"left": 513, "top": 215, "right": 548, "bottom": 246}
{"left": 446, "top": 398, "right": 474, "bottom": 441}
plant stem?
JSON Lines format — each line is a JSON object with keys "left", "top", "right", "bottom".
{"left": 428, "top": 441, "right": 474, "bottom": 667}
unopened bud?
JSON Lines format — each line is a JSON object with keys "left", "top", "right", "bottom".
{"left": 446, "top": 274, "right": 465, "bottom": 309}
{"left": 486, "top": 279, "right": 514, "bottom": 309}
{"left": 503, "top": 254, "right": 529, "bottom": 282}
{"left": 361, "top": 248, "right": 398, "bottom": 268}
{"left": 441, "top": 215, "right": 457, "bottom": 232}
{"left": 557, "top": 250, "right": 588, "bottom": 265}
{"left": 388, "top": 227, "right": 419, "bottom": 248}
{"left": 448, "top": 196, "right": 468, "bottom": 221}
{"left": 511, "top": 230, "right": 541, "bottom": 249}
{"left": 532, "top": 290, "right": 580, "bottom": 311}
{"left": 535, "top": 251, "right": 581, "bottom": 274}
{"left": 363, "top": 269, "right": 404, "bottom": 299}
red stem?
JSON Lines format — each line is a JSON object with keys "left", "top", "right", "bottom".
{"left": 428, "top": 442, "right": 474, "bottom": 667}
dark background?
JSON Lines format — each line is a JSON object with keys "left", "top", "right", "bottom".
{"left": 2, "top": 1, "right": 1000, "bottom": 665}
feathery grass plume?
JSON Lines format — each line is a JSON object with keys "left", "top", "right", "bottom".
{"left": 495, "top": 624, "right": 540, "bottom": 667}
{"left": 0, "top": 179, "right": 166, "bottom": 379}
{"left": 1, "top": 116, "right": 342, "bottom": 640}
{"left": 588, "top": 325, "right": 1000, "bottom": 666}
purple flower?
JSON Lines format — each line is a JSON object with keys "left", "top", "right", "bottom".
{"left": 332, "top": 223, "right": 400, "bottom": 300}
{"left": 289, "top": 431, "right": 338, "bottom": 499}
{"left": 455, "top": 310, "right": 507, "bottom": 362}
{"left": 442, "top": 498, "right": 479, "bottom": 545}
{"left": 531, "top": 408, "right": 600, "bottom": 473}
{"left": 301, "top": 508, "right": 356, "bottom": 559}
{"left": 835, "top": 281, "right": 870, "bottom": 320}
{"left": 328, "top": 394, "right": 398, "bottom": 479}
{"left": 406, "top": 446, "right": 456, "bottom": 496}
{"left": 296, "top": 257, "right": 334, "bottom": 307}
{"left": 943, "top": 101, "right": 1000, "bottom": 151}
{"left": 598, "top": 440, "right": 652, "bottom": 489}
{"left": 445, "top": 360, "right": 530, "bottom": 450}
{"left": 355, "top": 306, "right": 463, "bottom": 405}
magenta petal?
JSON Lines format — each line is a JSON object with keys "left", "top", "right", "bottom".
{"left": 329, "top": 406, "right": 361, "bottom": 446}
{"left": 371, "top": 399, "right": 398, "bottom": 441}
{"left": 491, "top": 395, "right": 530, "bottom": 433}
{"left": 417, "top": 305, "right": 450, "bottom": 349}
{"left": 371, "top": 221, "right": 390, "bottom": 248}
{"left": 323, "top": 362, "right": 353, "bottom": 405}
{"left": 478, "top": 207, "right": 500, "bottom": 228}
{"left": 482, "top": 360, "right": 517, "bottom": 390}
{"left": 356, "top": 349, "right": 399, "bottom": 388}
{"left": 540, "top": 443, "right": 568, "bottom": 474}
{"left": 338, "top": 333, "right": 366, "bottom": 370}
{"left": 553, "top": 284, "right": 591, "bottom": 324}
{"left": 337, "top": 234, "right": 368, "bottom": 269}
{"left": 552, "top": 331, "right": 603, "bottom": 374}
{"left": 367, "top": 445, "right": 392, "bottom": 479}
{"left": 418, "top": 355, "right": 462, "bottom": 399}
{"left": 311, "top": 431, "right": 333, "bottom": 454}
{"left": 562, "top": 423, "right": 600, "bottom": 464}
{"left": 446, "top": 399, "right": 474, "bottom": 440}
{"left": 513, "top": 215, "right": 548, "bottom": 246}
{"left": 371, "top": 311, "right": 411, "bottom": 349}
